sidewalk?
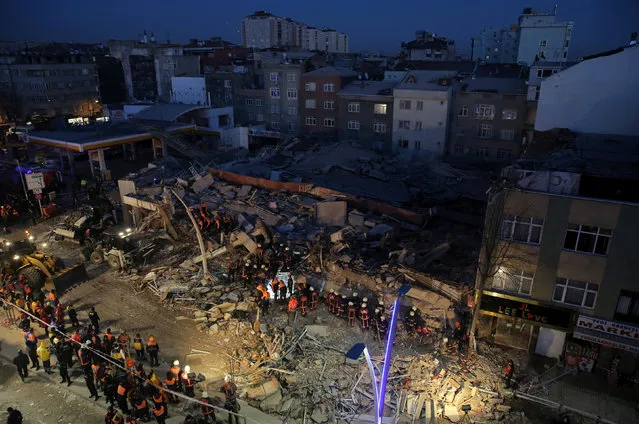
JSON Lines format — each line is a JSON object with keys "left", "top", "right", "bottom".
{"left": 0, "top": 322, "right": 282, "bottom": 424}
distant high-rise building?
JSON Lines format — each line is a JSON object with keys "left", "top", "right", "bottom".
{"left": 472, "top": 7, "right": 574, "bottom": 65}
{"left": 241, "top": 11, "right": 349, "bottom": 53}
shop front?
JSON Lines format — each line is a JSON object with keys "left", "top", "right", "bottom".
{"left": 570, "top": 315, "right": 639, "bottom": 379}
{"left": 479, "top": 291, "right": 574, "bottom": 357}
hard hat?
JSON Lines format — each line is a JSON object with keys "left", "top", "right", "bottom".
{"left": 309, "top": 287, "right": 314, "bottom": 291}
{"left": 149, "top": 336, "right": 155, "bottom": 342}
{"left": 202, "top": 391, "right": 209, "bottom": 398}
{"left": 53, "top": 338, "right": 60, "bottom": 344}
{"left": 379, "top": 301, "right": 384, "bottom": 306}
{"left": 361, "top": 303, "right": 367, "bottom": 308}
{"left": 412, "top": 306, "right": 417, "bottom": 311}
{"left": 341, "top": 295, "right": 346, "bottom": 299}
{"left": 247, "top": 259, "right": 251, "bottom": 264}
{"left": 362, "top": 297, "right": 368, "bottom": 303}
{"left": 410, "top": 311, "right": 415, "bottom": 316}
{"left": 261, "top": 265, "right": 265, "bottom": 269}
{"left": 184, "top": 365, "right": 191, "bottom": 373}
{"left": 285, "top": 247, "right": 290, "bottom": 251}
{"left": 173, "top": 360, "right": 180, "bottom": 366}
{"left": 329, "top": 289, "right": 334, "bottom": 294}
{"left": 253, "top": 265, "right": 257, "bottom": 269}
{"left": 381, "top": 316, "right": 386, "bottom": 321}
{"left": 224, "top": 375, "right": 232, "bottom": 383}
{"left": 245, "top": 262, "right": 250, "bottom": 266}
{"left": 348, "top": 302, "right": 353, "bottom": 306}
{"left": 375, "top": 308, "right": 380, "bottom": 313}
{"left": 258, "top": 244, "right": 262, "bottom": 247}
{"left": 353, "top": 292, "right": 358, "bottom": 297}
{"left": 279, "top": 243, "right": 284, "bottom": 247}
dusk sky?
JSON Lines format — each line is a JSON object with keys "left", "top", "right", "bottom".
{"left": 2, "top": 0, "right": 637, "bottom": 58}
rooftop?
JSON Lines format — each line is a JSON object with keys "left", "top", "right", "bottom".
{"left": 338, "top": 81, "right": 397, "bottom": 96}
{"left": 130, "top": 103, "right": 209, "bottom": 122}
{"left": 395, "top": 70, "right": 457, "bottom": 91}
{"left": 461, "top": 77, "right": 526, "bottom": 95}
{"left": 303, "top": 66, "right": 358, "bottom": 77}
{"left": 391, "top": 60, "right": 474, "bottom": 73}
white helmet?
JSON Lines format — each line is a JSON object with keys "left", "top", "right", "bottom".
{"left": 184, "top": 365, "right": 191, "bottom": 373}
{"left": 362, "top": 297, "right": 368, "bottom": 303}
{"left": 224, "top": 375, "right": 232, "bottom": 383}
{"left": 410, "top": 311, "right": 415, "bottom": 316}
{"left": 412, "top": 306, "right": 417, "bottom": 311}
{"left": 348, "top": 302, "right": 353, "bottom": 306}
{"left": 202, "top": 391, "right": 209, "bottom": 398}
{"left": 375, "top": 308, "right": 380, "bottom": 314}
{"left": 173, "top": 360, "right": 180, "bottom": 366}
{"left": 361, "top": 303, "right": 367, "bottom": 308}
{"left": 353, "top": 292, "right": 358, "bottom": 297}
{"left": 310, "top": 287, "right": 315, "bottom": 291}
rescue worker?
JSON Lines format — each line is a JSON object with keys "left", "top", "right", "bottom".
{"left": 105, "top": 406, "right": 117, "bottom": 424}
{"left": 327, "top": 289, "right": 337, "bottom": 314}
{"left": 152, "top": 402, "right": 167, "bottom": 424}
{"left": 200, "top": 391, "right": 216, "bottom": 422}
{"left": 59, "top": 356, "right": 72, "bottom": 386}
{"left": 299, "top": 292, "right": 309, "bottom": 317}
{"left": 55, "top": 303, "right": 65, "bottom": 327}
{"left": 271, "top": 277, "right": 280, "bottom": 302}
{"left": 221, "top": 375, "right": 240, "bottom": 424}
{"left": 405, "top": 311, "right": 418, "bottom": 334}
{"left": 12, "top": 349, "right": 29, "bottom": 382}
{"left": 78, "top": 343, "right": 92, "bottom": 375}
{"left": 111, "top": 411, "right": 124, "bottom": 424}
{"left": 504, "top": 359, "right": 515, "bottom": 388}
{"left": 337, "top": 295, "right": 348, "bottom": 318}
{"left": 6, "top": 407, "right": 23, "bottom": 424}
{"left": 347, "top": 302, "right": 357, "bottom": 327}
{"left": 125, "top": 416, "right": 136, "bottom": 424}
{"left": 103, "top": 372, "right": 117, "bottom": 406}
{"left": 256, "top": 243, "right": 264, "bottom": 264}
{"left": 169, "top": 360, "right": 182, "bottom": 391}
{"left": 88, "top": 306, "right": 101, "bottom": 331}
{"left": 360, "top": 303, "right": 370, "bottom": 330}
{"left": 146, "top": 336, "right": 160, "bottom": 367}
{"left": 24, "top": 328, "right": 39, "bottom": 370}
{"left": 133, "top": 333, "right": 145, "bottom": 360}
{"left": 377, "top": 301, "right": 385, "bottom": 317}
{"left": 118, "top": 329, "right": 131, "bottom": 356}
{"left": 48, "top": 289, "right": 59, "bottom": 306}
{"left": 287, "top": 274, "right": 295, "bottom": 297}
{"left": 182, "top": 365, "right": 195, "bottom": 397}
{"left": 36, "top": 341, "right": 53, "bottom": 374}
{"left": 350, "top": 292, "right": 360, "bottom": 310}
{"left": 163, "top": 371, "right": 179, "bottom": 404}
{"left": 134, "top": 396, "right": 151, "bottom": 421}
{"left": 117, "top": 381, "right": 131, "bottom": 414}
{"left": 278, "top": 278, "right": 287, "bottom": 303}
{"left": 151, "top": 390, "right": 165, "bottom": 407}
{"left": 309, "top": 286, "right": 318, "bottom": 310}
{"left": 377, "top": 315, "right": 388, "bottom": 338}
{"left": 104, "top": 328, "right": 116, "bottom": 353}
{"left": 287, "top": 295, "right": 299, "bottom": 323}
{"left": 85, "top": 372, "right": 100, "bottom": 401}
{"left": 296, "top": 278, "right": 308, "bottom": 297}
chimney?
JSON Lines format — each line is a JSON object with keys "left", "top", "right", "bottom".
{"left": 631, "top": 32, "right": 638, "bottom": 46}
{"left": 554, "top": 4, "right": 558, "bottom": 15}
{"left": 150, "top": 32, "right": 156, "bottom": 43}
{"left": 142, "top": 30, "right": 148, "bottom": 44}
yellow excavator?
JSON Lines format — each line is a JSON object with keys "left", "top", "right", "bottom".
{"left": 0, "top": 235, "right": 88, "bottom": 292}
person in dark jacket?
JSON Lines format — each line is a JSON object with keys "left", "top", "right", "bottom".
{"left": 12, "top": 350, "right": 29, "bottom": 382}
{"left": 7, "top": 407, "right": 23, "bottom": 424}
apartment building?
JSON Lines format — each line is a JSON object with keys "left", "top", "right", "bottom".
{"left": 204, "top": 71, "right": 252, "bottom": 109}
{"left": 535, "top": 45, "right": 639, "bottom": 137}
{"left": 401, "top": 31, "right": 455, "bottom": 61}
{"left": 472, "top": 25, "right": 519, "bottom": 63}
{"left": 235, "top": 88, "right": 266, "bottom": 126}
{"left": 449, "top": 77, "right": 527, "bottom": 162}
{"left": 0, "top": 43, "right": 103, "bottom": 120}
{"left": 337, "top": 81, "right": 395, "bottom": 151}
{"left": 263, "top": 62, "right": 304, "bottom": 135}
{"left": 107, "top": 39, "right": 200, "bottom": 103}
{"left": 300, "top": 67, "right": 357, "bottom": 138}
{"left": 478, "top": 145, "right": 639, "bottom": 364}
{"left": 392, "top": 71, "right": 456, "bottom": 161}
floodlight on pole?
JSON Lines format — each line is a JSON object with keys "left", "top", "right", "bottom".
{"left": 346, "top": 343, "right": 379, "bottom": 421}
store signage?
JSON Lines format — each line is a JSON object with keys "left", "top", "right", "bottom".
{"left": 575, "top": 315, "right": 639, "bottom": 341}
{"left": 480, "top": 292, "right": 573, "bottom": 329}
{"left": 572, "top": 331, "right": 639, "bottom": 354}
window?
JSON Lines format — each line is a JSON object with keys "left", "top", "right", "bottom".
{"left": 255, "top": 99, "right": 264, "bottom": 107}
{"left": 245, "top": 98, "right": 254, "bottom": 106}
{"left": 323, "top": 100, "right": 335, "bottom": 110}
{"left": 476, "top": 148, "right": 489, "bottom": 157}
{"left": 288, "top": 122, "right": 296, "bottom": 132}
{"left": 224, "top": 92, "right": 232, "bottom": 102}
{"left": 324, "top": 118, "right": 335, "bottom": 127}
{"left": 553, "top": 278, "right": 598, "bottom": 309}
{"left": 323, "top": 83, "right": 335, "bottom": 92}
{"left": 271, "top": 121, "right": 280, "bottom": 130}
{"left": 416, "top": 100, "right": 424, "bottom": 111}
{"left": 475, "top": 104, "right": 495, "bottom": 120}
{"left": 478, "top": 124, "right": 493, "bottom": 139}
{"left": 305, "top": 82, "right": 316, "bottom": 91}
{"left": 615, "top": 291, "right": 639, "bottom": 324}
{"left": 82, "top": 68, "right": 90, "bottom": 75}
{"left": 566, "top": 28, "right": 572, "bottom": 37}
{"left": 414, "top": 121, "right": 422, "bottom": 131}
{"left": 458, "top": 105, "right": 468, "bottom": 117}
{"left": 224, "top": 80, "right": 232, "bottom": 88}
{"left": 347, "top": 120, "right": 360, "bottom": 130}
{"left": 287, "top": 88, "right": 297, "bottom": 99}
{"left": 305, "top": 99, "right": 316, "bottom": 109}
{"left": 248, "top": 112, "right": 254, "bottom": 120}
{"left": 500, "top": 129, "right": 515, "bottom": 141}
{"left": 270, "top": 104, "right": 280, "bottom": 114}
{"left": 287, "top": 105, "right": 298, "bottom": 116}
{"left": 563, "top": 224, "right": 612, "bottom": 255}
{"left": 454, "top": 144, "right": 464, "bottom": 154}
{"left": 398, "top": 139, "right": 409, "bottom": 149}
{"left": 414, "top": 140, "right": 421, "bottom": 150}
{"left": 493, "top": 268, "right": 534, "bottom": 295}
{"left": 399, "top": 100, "right": 411, "bottom": 110}
{"left": 502, "top": 109, "right": 518, "bottom": 120}
{"left": 287, "top": 72, "right": 296, "bottom": 82}
{"left": 270, "top": 72, "right": 279, "bottom": 81}
{"left": 305, "top": 117, "right": 317, "bottom": 126}
{"left": 501, "top": 215, "right": 544, "bottom": 244}
{"left": 539, "top": 40, "right": 547, "bottom": 47}
{"left": 256, "top": 113, "right": 264, "bottom": 122}
{"left": 373, "top": 122, "right": 386, "bottom": 133}
{"left": 348, "top": 102, "right": 360, "bottom": 113}
{"left": 270, "top": 87, "right": 280, "bottom": 98}
{"left": 564, "top": 40, "right": 570, "bottom": 48}
{"left": 374, "top": 104, "right": 387, "bottom": 115}
{"left": 496, "top": 149, "right": 511, "bottom": 160}
{"left": 398, "top": 120, "right": 411, "bottom": 130}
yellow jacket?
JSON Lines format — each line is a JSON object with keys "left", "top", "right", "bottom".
{"left": 37, "top": 342, "right": 51, "bottom": 361}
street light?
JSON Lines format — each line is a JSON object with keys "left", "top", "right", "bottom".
{"left": 346, "top": 343, "right": 379, "bottom": 421}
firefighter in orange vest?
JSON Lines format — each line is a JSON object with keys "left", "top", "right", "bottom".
{"left": 182, "top": 365, "right": 195, "bottom": 397}
{"left": 117, "top": 381, "right": 131, "bottom": 414}
{"left": 300, "top": 293, "right": 309, "bottom": 317}
{"left": 169, "top": 360, "right": 182, "bottom": 391}
{"left": 163, "top": 371, "right": 179, "bottom": 403}
{"left": 199, "top": 391, "right": 216, "bottom": 423}
{"left": 360, "top": 303, "right": 370, "bottom": 330}
{"left": 309, "top": 286, "right": 318, "bottom": 310}
{"left": 256, "top": 283, "right": 270, "bottom": 315}
{"left": 103, "top": 328, "right": 116, "bottom": 353}
{"left": 287, "top": 296, "right": 298, "bottom": 322}
{"left": 327, "top": 289, "right": 337, "bottom": 314}
{"left": 152, "top": 402, "right": 167, "bottom": 424}
{"left": 134, "top": 396, "right": 151, "bottom": 421}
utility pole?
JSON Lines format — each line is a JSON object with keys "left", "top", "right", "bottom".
{"left": 170, "top": 188, "right": 209, "bottom": 277}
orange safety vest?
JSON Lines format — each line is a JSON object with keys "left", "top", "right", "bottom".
{"left": 169, "top": 365, "right": 180, "bottom": 377}
{"left": 153, "top": 405, "right": 165, "bottom": 417}
{"left": 48, "top": 292, "right": 57, "bottom": 302}
{"left": 117, "top": 385, "right": 127, "bottom": 396}
{"left": 136, "top": 399, "right": 148, "bottom": 410}
{"left": 164, "top": 377, "right": 176, "bottom": 387}
{"left": 125, "top": 418, "right": 136, "bottom": 424}
{"left": 288, "top": 298, "right": 298, "bottom": 311}
{"left": 112, "top": 415, "right": 123, "bottom": 424}
{"left": 152, "top": 393, "right": 164, "bottom": 404}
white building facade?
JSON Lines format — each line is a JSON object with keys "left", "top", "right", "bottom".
{"left": 535, "top": 46, "right": 639, "bottom": 136}
{"left": 171, "top": 76, "right": 207, "bottom": 105}
{"left": 517, "top": 12, "right": 574, "bottom": 65}
{"left": 392, "top": 71, "right": 454, "bottom": 161}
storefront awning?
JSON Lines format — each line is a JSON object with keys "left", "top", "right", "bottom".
{"left": 573, "top": 326, "right": 639, "bottom": 354}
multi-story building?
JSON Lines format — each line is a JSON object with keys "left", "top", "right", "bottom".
{"left": 449, "top": 77, "right": 527, "bottom": 162}
{"left": 235, "top": 88, "right": 267, "bottom": 126}
{"left": 401, "top": 31, "right": 455, "bottom": 61}
{"left": 471, "top": 7, "right": 574, "bottom": 65}
{"left": 241, "top": 11, "right": 349, "bottom": 53}
{"left": 337, "top": 81, "right": 396, "bottom": 151}
{"left": 392, "top": 71, "right": 456, "bottom": 161}
{"left": 107, "top": 38, "right": 200, "bottom": 103}
{"left": 471, "top": 25, "right": 519, "bottom": 63}
{"left": 0, "top": 43, "right": 104, "bottom": 120}
{"left": 204, "top": 71, "right": 252, "bottom": 109}
{"left": 535, "top": 45, "right": 639, "bottom": 137}
{"left": 300, "top": 67, "right": 357, "bottom": 138}
{"left": 263, "top": 62, "right": 304, "bottom": 135}
{"left": 477, "top": 146, "right": 639, "bottom": 361}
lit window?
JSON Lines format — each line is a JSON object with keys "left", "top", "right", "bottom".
{"left": 458, "top": 105, "right": 468, "bottom": 117}
{"left": 323, "top": 83, "right": 335, "bottom": 92}
{"left": 501, "top": 215, "right": 544, "bottom": 244}
{"left": 287, "top": 89, "right": 297, "bottom": 99}
{"left": 374, "top": 104, "right": 387, "bottom": 114}
{"left": 323, "top": 100, "right": 335, "bottom": 110}
{"left": 323, "top": 118, "right": 335, "bottom": 127}
{"left": 347, "top": 120, "right": 360, "bottom": 130}
{"left": 492, "top": 267, "right": 534, "bottom": 295}
{"left": 270, "top": 88, "right": 280, "bottom": 98}
{"left": 478, "top": 123, "right": 493, "bottom": 139}
{"left": 373, "top": 122, "right": 386, "bottom": 133}
{"left": 270, "top": 72, "right": 279, "bottom": 81}
{"left": 502, "top": 109, "right": 518, "bottom": 120}
{"left": 475, "top": 104, "right": 495, "bottom": 120}
{"left": 399, "top": 99, "right": 411, "bottom": 110}
{"left": 305, "top": 117, "right": 317, "bottom": 126}
{"left": 553, "top": 278, "right": 598, "bottom": 309}
{"left": 563, "top": 224, "right": 612, "bottom": 255}
{"left": 305, "top": 82, "right": 316, "bottom": 91}
{"left": 347, "top": 102, "right": 360, "bottom": 113}
{"left": 305, "top": 99, "right": 316, "bottom": 109}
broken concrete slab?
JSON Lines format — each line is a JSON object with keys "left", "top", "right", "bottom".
{"left": 315, "top": 201, "right": 347, "bottom": 227}
{"left": 230, "top": 231, "right": 258, "bottom": 253}
{"left": 348, "top": 210, "right": 365, "bottom": 227}
{"left": 246, "top": 376, "right": 280, "bottom": 400}
{"left": 191, "top": 173, "right": 214, "bottom": 193}
{"left": 305, "top": 325, "right": 328, "bottom": 338}
{"left": 236, "top": 214, "right": 255, "bottom": 232}
{"left": 444, "top": 405, "right": 461, "bottom": 423}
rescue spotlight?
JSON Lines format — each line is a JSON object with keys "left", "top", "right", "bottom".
{"left": 28, "top": 236, "right": 34, "bottom": 241}
{"left": 13, "top": 255, "right": 20, "bottom": 260}
{"left": 41, "top": 243, "right": 48, "bottom": 248}
{"left": 118, "top": 232, "right": 124, "bottom": 236}
{"left": 126, "top": 228, "right": 132, "bottom": 233}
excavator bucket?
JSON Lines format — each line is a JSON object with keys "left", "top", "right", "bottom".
{"left": 44, "top": 263, "right": 89, "bottom": 293}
